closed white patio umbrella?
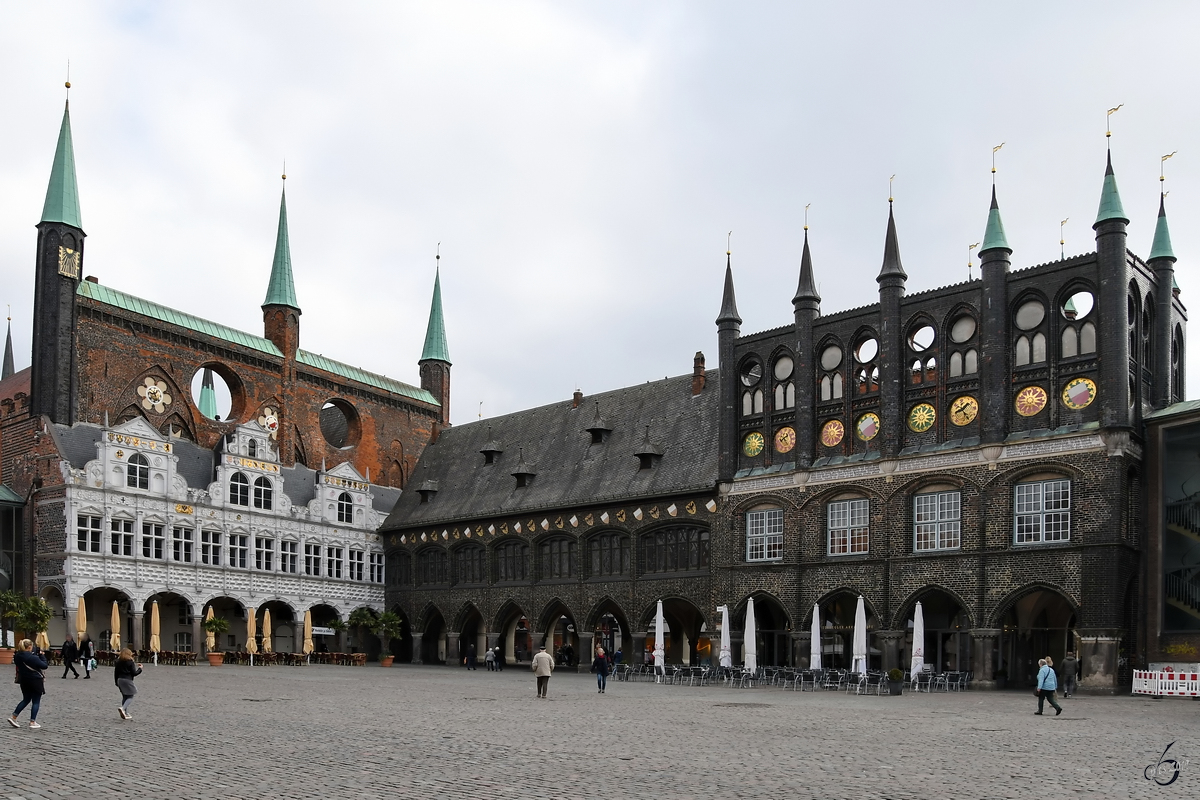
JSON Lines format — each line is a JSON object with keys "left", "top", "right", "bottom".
{"left": 743, "top": 598, "right": 758, "bottom": 675}
{"left": 652, "top": 600, "right": 666, "bottom": 681}
{"left": 809, "top": 604, "right": 822, "bottom": 670}
{"left": 910, "top": 601, "right": 926, "bottom": 678}
{"left": 851, "top": 595, "right": 868, "bottom": 673}
{"left": 717, "top": 605, "right": 732, "bottom": 668}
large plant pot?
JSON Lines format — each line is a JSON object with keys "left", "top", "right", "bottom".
{"left": 888, "top": 680, "right": 904, "bottom": 696}
{"left": 0, "top": 648, "right": 13, "bottom": 665}
{"left": 206, "top": 652, "right": 224, "bottom": 666}
{"left": 380, "top": 656, "right": 395, "bottom": 668}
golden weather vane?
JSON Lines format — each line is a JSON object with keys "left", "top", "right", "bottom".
{"left": 1106, "top": 104, "right": 1123, "bottom": 139}
{"left": 1060, "top": 218, "right": 1069, "bottom": 259}
{"left": 888, "top": 175, "right": 895, "bottom": 203}
{"left": 726, "top": 231, "right": 732, "bottom": 255}
{"left": 804, "top": 203, "right": 811, "bottom": 231}
{"left": 968, "top": 243, "right": 979, "bottom": 281}
{"left": 991, "top": 142, "right": 1005, "bottom": 179}
{"left": 1161, "top": 151, "right": 1178, "bottom": 185}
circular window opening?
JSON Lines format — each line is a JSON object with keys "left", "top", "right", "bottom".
{"left": 319, "top": 400, "right": 360, "bottom": 449}
{"left": 1061, "top": 291, "right": 1094, "bottom": 320}
{"left": 820, "top": 345, "right": 843, "bottom": 371}
{"left": 190, "top": 365, "right": 239, "bottom": 421}
{"left": 855, "top": 337, "right": 879, "bottom": 363}
{"left": 740, "top": 360, "right": 763, "bottom": 387}
{"left": 908, "top": 325, "right": 935, "bottom": 352}
{"left": 1014, "top": 300, "right": 1046, "bottom": 331}
{"left": 949, "top": 315, "right": 976, "bottom": 343}
{"left": 773, "top": 357, "right": 794, "bottom": 381}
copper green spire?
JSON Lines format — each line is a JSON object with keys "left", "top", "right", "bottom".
{"left": 1093, "top": 151, "right": 1128, "bottom": 226}
{"left": 1149, "top": 193, "right": 1176, "bottom": 262}
{"left": 198, "top": 367, "right": 218, "bottom": 419}
{"left": 262, "top": 181, "right": 300, "bottom": 310}
{"left": 41, "top": 99, "right": 82, "bottom": 229}
{"left": 420, "top": 260, "right": 450, "bottom": 363}
{"left": 980, "top": 186, "right": 1011, "bottom": 253}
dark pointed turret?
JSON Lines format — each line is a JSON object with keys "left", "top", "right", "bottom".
{"left": 979, "top": 185, "right": 1013, "bottom": 444}
{"left": 716, "top": 254, "right": 742, "bottom": 327}
{"left": 1093, "top": 150, "right": 1132, "bottom": 426}
{"left": 876, "top": 202, "right": 906, "bottom": 458}
{"left": 716, "top": 251, "right": 742, "bottom": 482}
{"left": 980, "top": 186, "right": 1011, "bottom": 255}
{"left": 262, "top": 178, "right": 302, "bottom": 358}
{"left": 876, "top": 204, "right": 907, "bottom": 284}
{"left": 419, "top": 256, "right": 451, "bottom": 427}
{"left": 2, "top": 318, "right": 14, "bottom": 380}
{"left": 1150, "top": 193, "right": 1178, "bottom": 406}
{"left": 792, "top": 231, "right": 820, "bottom": 306}
{"left": 1094, "top": 151, "right": 1129, "bottom": 226}
{"left": 1149, "top": 193, "right": 1176, "bottom": 263}
{"left": 792, "top": 229, "right": 819, "bottom": 468}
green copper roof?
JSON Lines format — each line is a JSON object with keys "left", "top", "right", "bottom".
{"left": 980, "top": 186, "right": 1010, "bottom": 253}
{"left": 420, "top": 267, "right": 450, "bottom": 363}
{"left": 1149, "top": 194, "right": 1176, "bottom": 262}
{"left": 78, "top": 280, "right": 283, "bottom": 356}
{"left": 296, "top": 350, "right": 437, "bottom": 405}
{"left": 262, "top": 187, "right": 300, "bottom": 310}
{"left": 198, "top": 367, "right": 218, "bottom": 419}
{"left": 1094, "top": 151, "right": 1128, "bottom": 226}
{"left": 41, "top": 101, "right": 82, "bottom": 229}
{"left": 0, "top": 484, "right": 23, "bottom": 505}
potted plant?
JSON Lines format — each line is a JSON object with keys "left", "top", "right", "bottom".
{"left": 887, "top": 667, "right": 904, "bottom": 695}
{"left": 202, "top": 616, "right": 230, "bottom": 665}
{"left": 17, "top": 597, "right": 52, "bottom": 648}
{"left": 326, "top": 617, "right": 347, "bottom": 652}
{"left": 372, "top": 611, "right": 402, "bottom": 667}
{"left": 0, "top": 590, "right": 23, "bottom": 664}
{"left": 347, "top": 607, "right": 378, "bottom": 654}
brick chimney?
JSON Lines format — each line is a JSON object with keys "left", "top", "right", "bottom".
{"left": 573, "top": 389, "right": 583, "bottom": 408}
{"left": 692, "top": 352, "right": 706, "bottom": 395}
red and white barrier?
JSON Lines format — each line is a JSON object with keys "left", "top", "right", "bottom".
{"left": 1133, "top": 670, "right": 1200, "bottom": 697}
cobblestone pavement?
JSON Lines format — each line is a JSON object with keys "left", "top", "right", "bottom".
{"left": 0, "top": 663, "right": 1196, "bottom": 799}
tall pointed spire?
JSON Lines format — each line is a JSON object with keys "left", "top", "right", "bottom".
{"left": 1094, "top": 151, "right": 1129, "bottom": 227}
{"left": 716, "top": 253, "right": 742, "bottom": 325}
{"left": 2, "top": 316, "right": 14, "bottom": 380}
{"left": 877, "top": 203, "right": 907, "bottom": 282}
{"left": 1149, "top": 193, "right": 1176, "bottom": 263}
{"left": 793, "top": 230, "right": 820, "bottom": 305}
{"left": 420, "top": 256, "right": 450, "bottom": 363}
{"left": 198, "top": 367, "right": 218, "bottom": 419}
{"left": 262, "top": 179, "right": 300, "bottom": 310}
{"left": 41, "top": 94, "right": 82, "bottom": 229}
{"left": 980, "top": 186, "right": 1011, "bottom": 254}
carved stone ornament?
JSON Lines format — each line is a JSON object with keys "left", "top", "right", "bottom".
{"left": 137, "top": 377, "right": 172, "bottom": 414}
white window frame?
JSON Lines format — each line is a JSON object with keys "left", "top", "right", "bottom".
{"left": 173, "top": 631, "right": 193, "bottom": 653}
{"left": 1014, "top": 479, "right": 1071, "bottom": 544}
{"left": 200, "top": 530, "right": 221, "bottom": 565}
{"left": 230, "top": 472, "right": 249, "bottom": 506}
{"left": 327, "top": 546, "right": 343, "bottom": 579}
{"left": 280, "top": 540, "right": 298, "bottom": 574}
{"left": 304, "top": 543, "right": 322, "bottom": 576}
{"left": 369, "top": 552, "right": 384, "bottom": 584}
{"left": 828, "top": 498, "right": 869, "bottom": 555}
{"left": 142, "top": 523, "right": 165, "bottom": 559}
{"left": 127, "top": 453, "right": 149, "bottom": 489}
{"left": 111, "top": 518, "right": 134, "bottom": 556}
{"left": 913, "top": 491, "right": 962, "bottom": 552}
{"left": 77, "top": 515, "right": 101, "bottom": 553}
{"left": 172, "top": 526, "right": 194, "bottom": 562}
{"left": 745, "top": 508, "right": 784, "bottom": 562}
{"left": 337, "top": 492, "right": 353, "bottom": 523}
{"left": 229, "top": 534, "right": 248, "bottom": 569}
{"left": 349, "top": 549, "right": 365, "bottom": 581}
{"left": 254, "top": 537, "right": 275, "bottom": 571}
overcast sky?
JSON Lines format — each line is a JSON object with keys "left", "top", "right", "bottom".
{"left": 2, "top": 2, "right": 1198, "bottom": 425}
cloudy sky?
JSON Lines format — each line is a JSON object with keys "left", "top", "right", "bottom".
{"left": 1, "top": 2, "right": 1197, "bottom": 424}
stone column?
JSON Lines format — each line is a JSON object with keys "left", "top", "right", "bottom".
{"left": 970, "top": 629, "right": 1000, "bottom": 690}
{"left": 578, "top": 631, "right": 594, "bottom": 673}
{"left": 794, "top": 632, "right": 811, "bottom": 669}
{"left": 446, "top": 631, "right": 461, "bottom": 667}
{"left": 410, "top": 629, "right": 423, "bottom": 664}
{"left": 875, "top": 630, "right": 905, "bottom": 672}
{"left": 131, "top": 612, "right": 144, "bottom": 651}
{"left": 1077, "top": 629, "right": 1120, "bottom": 695}
{"left": 191, "top": 615, "right": 202, "bottom": 655}
{"left": 65, "top": 609, "right": 78, "bottom": 646}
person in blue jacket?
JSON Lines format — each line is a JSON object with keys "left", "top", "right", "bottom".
{"left": 1035, "top": 656, "right": 1063, "bottom": 716}
{"left": 9, "top": 639, "right": 48, "bottom": 729}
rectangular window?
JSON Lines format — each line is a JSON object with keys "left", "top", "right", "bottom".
{"left": 110, "top": 518, "right": 134, "bottom": 556}
{"left": 746, "top": 509, "right": 784, "bottom": 561}
{"left": 828, "top": 499, "right": 869, "bottom": 555}
{"left": 172, "top": 526, "right": 193, "bottom": 563}
{"left": 178, "top": 604, "right": 190, "bottom": 626}
{"left": 173, "top": 631, "right": 193, "bottom": 652}
{"left": 640, "top": 528, "right": 709, "bottom": 574}
{"left": 327, "top": 547, "right": 343, "bottom": 579}
{"left": 369, "top": 552, "right": 384, "bottom": 584}
{"left": 589, "top": 535, "right": 630, "bottom": 577}
{"left": 200, "top": 531, "right": 222, "bottom": 565}
{"left": 255, "top": 537, "right": 274, "bottom": 571}
{"left": 305, "top": 543, "right": 321, "bottom": 576}
{"left": 349, "top": 549, "right": 364, "bottom": 581}
{"left": 142, "top": 523, "right": 165, "bottom": 559}
{"left": 1014, "top": 479, "right": 1071, "bottom": 544}
{"left": 77, "top": 515, "right": 101, "bottom": 553}
{"left": 914, "top": 491, "right": 962, "bottom": 551}
{"left": 540, "top": 539, "right": 577, "bottom": 579}
{"left": 229, "top": 534, "right": 248, "bottom": 569}
{"left": 280, "top": 540, "right": 298, "bottom": 574}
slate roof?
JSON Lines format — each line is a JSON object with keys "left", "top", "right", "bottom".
{"left": 380, "top": 370, "right": 720, "bottom": 531}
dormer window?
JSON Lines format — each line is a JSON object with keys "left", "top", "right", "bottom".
{"left": 417, "top": 479, "right": 439, "bottom": 504}
{"left": 126, "top": 453, "right": 149, "bottom": 490}
{"left": 480, "top": 437, "right": 503, "bottom": 465}
{"left": 634, "top": 427, "right": 663, "bottom": 471}
{"left": 512, "top": 451, "right": 536, "bottom": 488}
{"left": 586, "top": 403, "right": 613, "bottom": 445}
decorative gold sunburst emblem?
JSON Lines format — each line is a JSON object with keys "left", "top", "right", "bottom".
{"left": 821, "top": 419, "right": 845, "bottom": 447}
{"left": 137, "top": 377, "right": 172, "bottom": 414}
{"left": 908, "top": 403, "right": 936, "bottom": 433}
{"left": 743, "top": 431, "right": 765, "bottom": 457}
{"left": 1015, "top": 385, "right": 1048, "bottom": 417}
{"left": 258, "top": 407, "right": 280, "bottom": 439}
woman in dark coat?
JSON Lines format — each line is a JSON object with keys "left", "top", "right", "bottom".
{"left": 79, "top": 635, "right": 95, "bottom": 679}
{"left": 9, "top": 639, "right": 48, "bottom": 729}
{"left": 114, "top": 648, "right": 143, "bottom": 720}
{"left": 61, "top": 635, "right": 79, "bottom": 679}
{"left": 591, "top": 647, "right": 610, "bottom": 694}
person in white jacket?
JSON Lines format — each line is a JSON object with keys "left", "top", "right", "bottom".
{"left": 531, "top": 645, "right": 555, "bottom": 699}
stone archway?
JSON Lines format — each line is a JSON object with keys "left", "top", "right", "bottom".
{"left": 640, "top": 598, "right": 707, "bottom": 666}
{"left": 420, "top": 607, "right": 447, "bottom": 665}
{"left": 585, "top": 598, "right": 632, "bottom": 665}
{"left": 994, "top": 586, "right": 1077, "bottom": 688}
{"left": 895, "top": 587, "right": 973, "bottom": 675}
{"left": 492, "top": 601, "right": 530, "bottom": 666}
{"left": 203, "top": 596, "right": 247, "bottom": 652}
{"left": 143, "top": 591, "right": 196, "bottom": 654}
{"left": 389, "top": 604, "right": 414, "bottom": 663}
{"left": 537, "top": 599, "right": 580, "bottom": 668}
{"left": 734, "top": 594, "right": 792, "bottom": 667}
{"left": 39, "top": 586, "right": 67, "bottom": 646}
{"left": 81, "top": 587, "right": 133, "bottom": 652}
{"left": 257, "top": 600, "right": 298, "bottom": 655}
{"left": 814, "top": 591, "right": 880, "bottom": 671}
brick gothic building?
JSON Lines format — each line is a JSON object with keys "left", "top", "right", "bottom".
{"left": 380, "top": 150, "right": 1183, "bottom": 692}
{"left": 0, "top": 98, "right": 450, "bottom": 653}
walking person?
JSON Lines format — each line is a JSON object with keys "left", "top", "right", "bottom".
{"left": 61, "top": 635, "right": 80, "bottom": 679}
{"left": 484, "top": 647, "right": 495, "bottom": 671}
{"left": 465, "top": 642, "right": 477, "bottom": 670}
{"left": 114, "top": 648, "right": 143, "bottom": 720}
{"left": 1060, "top": 651, "right": 1079, "bottom": 697}
{"left": 493, "top": 646, "right": 504, "bottom": 672}
{"left": 591, "top": 647, "right": 610, "bottom": 694}
{"left": 9, "top": 639, "right": 48, "bottom": 729}
{"left": 531, "top": 645, "right": 554, "bottom": 699}
{"left": 1035, "top": 657, "right": 1063, "bottom": 716}
{"left": 79, "top": 634, "right": 95, "bottom": 679}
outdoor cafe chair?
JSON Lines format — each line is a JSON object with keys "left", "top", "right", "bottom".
{"left": 932, "top": 673, "right": 950, "bottom": 692}
{"left": 911, "top": 670, "right": 932, "bottom": 692}
{"left": 861, "top": 672, "right": 884, "bottom": 695}
{"left": 842, "top": 672, "right": 864, "bottom": 693}
{"left": 797, "top": 669, "right": 817, "bottom": 691}
{"left": 778, "top": 668, "right": 797, "bottom": 690}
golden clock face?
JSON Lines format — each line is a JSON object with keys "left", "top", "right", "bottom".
{"left": 908, "top": 403, "right": 936, "bottom": 433}
{"left": 856, "top": 412, "right": 881, "bottom": 441}
{"left": 743, "top": 431, "right": 765, "bottom": 457}
{"left": 821, "top": 419, "right": 845, "bottom": 448}
{"left": 1015, "top": 385, "right": 1049, "bottom": 417}
{"left": 949, "top": 395, "right": 979, "bottom": 426}
{"left": 1061, "top": 377, "right": 1097, "bottom": 410}
{"left": 774, "top": 426, "right": 796, "bottom": 454}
